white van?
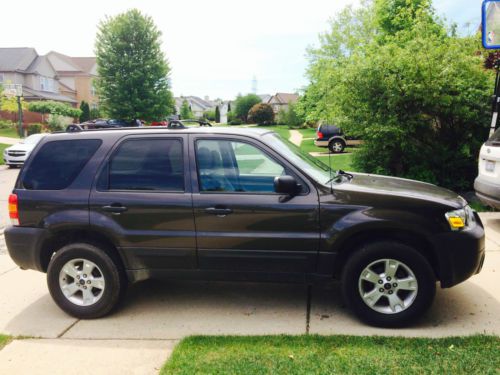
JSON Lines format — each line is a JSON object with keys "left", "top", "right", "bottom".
{"left": 475, "top": 129, "right": 500, "bottom": 209}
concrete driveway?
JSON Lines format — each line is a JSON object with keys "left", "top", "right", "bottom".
{"left": 0, "top": 165, "right": 499, "bottom": 374}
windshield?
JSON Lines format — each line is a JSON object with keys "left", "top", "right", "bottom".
{"left": 486, "top": 127, "right": 500, "bottom": 146}
{"left": 264, "top": 133, "right": 333, "bottom": 184}
{"left": 22, "top": 134, "right": 45, "bottom": 145}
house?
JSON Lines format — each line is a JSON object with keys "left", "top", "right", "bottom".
{"left": 267, "top": 92, "right": 299, "bottom": 114}
{"left": 0, "top": 48, "right": 77, "bottom": 105}
{"left": 47, "top": 51, "right": 98, "bottom": 110}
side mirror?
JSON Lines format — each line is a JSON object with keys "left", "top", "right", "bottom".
{"left": 483, "top": 0, "right": 500, "bottom": 49}
{"left": 274, "top": 175, "right": 300, "bottom": 196}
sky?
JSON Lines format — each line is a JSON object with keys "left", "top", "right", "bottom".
{"left": 1, "top": 0, "right": 482, "bottom": 100}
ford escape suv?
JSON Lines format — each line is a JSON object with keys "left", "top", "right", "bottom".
{"left": 5, "top": 127, "right": 485, "bottom": 327}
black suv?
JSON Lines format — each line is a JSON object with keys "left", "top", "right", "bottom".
{"left": 314, "top": 124, "right": 362, "bottom": 153}
{"left": 5, "top": 127, "right": 485, "bottom": 327}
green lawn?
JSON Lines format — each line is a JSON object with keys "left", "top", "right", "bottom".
{"left": 317, "top": 153, "right": 358, "bottom": 172}
{"left": 0, "top": 143, "right": 10, "bottom": 165}
{"left": 161, "top": 335, "right": 500, "bottom": 375}
{"left": 0, "top": 127, "right": 20, "bottom": 138}
{"left": 0, "top": 334, "right": 12, "bottom": 350}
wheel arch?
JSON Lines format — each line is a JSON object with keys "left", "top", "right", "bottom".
{"left": 39, "top": 228, "right": 126, "bottom": 276}
{"left": 332, "top": 228, "right": 440, "bottom": 281}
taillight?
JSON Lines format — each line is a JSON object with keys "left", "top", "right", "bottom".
{"left": 317, "top": 131, "right": 324, "bottom": 139}
{"left": 8, "top": 194, "right": 19, "bottom": 226}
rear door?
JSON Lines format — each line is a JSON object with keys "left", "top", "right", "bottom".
{"left": 89, "top": 134, "right": 196, "bottom": 271}
{"left": 189, "top": 134, "right": 320, "bottom": 276}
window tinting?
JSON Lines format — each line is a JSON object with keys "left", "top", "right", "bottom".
{"left": 196, "top": 139, "right": 285, "bottom": 193}
{"left": 23, "top": 139, "right": 101, "bottom": 190}
{"left": 107, "top": 139, "right": 184, "bottom": 191}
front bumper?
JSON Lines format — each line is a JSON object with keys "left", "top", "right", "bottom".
{"left": 433, "top": 215, "right": 485, "bottom": 288}
{"left": 4, "top": 225, "right": 46, "bottom": 272}
{"left": 474, "top": 176, "right": 500, "bottom": 209}
{"left": 3, "top": 155, "right": 27, "bottom": 165}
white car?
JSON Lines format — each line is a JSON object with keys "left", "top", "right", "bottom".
{"left": 475, "top": 129, "right": 500, "bottom": 209}
{"left": 3, "top": 133, "right": 46, "bottom": 168}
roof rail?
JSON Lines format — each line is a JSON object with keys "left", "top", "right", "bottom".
{"left": 65, "top": 119, "right": 212, "bottom": 133}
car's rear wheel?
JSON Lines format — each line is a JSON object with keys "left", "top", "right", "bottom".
{"left": 47, "top": 242, "right": 126, "bottom": 319}
{"left": 328, "top": 139, "right": 345, "bottom": 153}
{"left": 341, "top": 241, "right": 436, "bottom": 327}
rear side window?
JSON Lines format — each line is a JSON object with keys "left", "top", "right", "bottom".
{"left": 23, "top": 139, "right": 101, "bottom": 190}
{"left": 103, "top": 138, "right": 184, "bottom": 191}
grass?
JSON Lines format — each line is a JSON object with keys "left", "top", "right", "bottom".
{"left": 0, "top": 143, "right": 10, "bottom": 165}
{"left": 0, "top": 127, "right": 20, "bottom": 138}
{"left": 317, "top": 153, "right": 358, "bottom": 172}
{"left": 161, "top": 335, "right": 500, "bottom": 375}
{"left": 0, "top": 334, "right": 12, "bottom": 350}
{"left": 469, "top": 200, "right": 496, "bottom": 213}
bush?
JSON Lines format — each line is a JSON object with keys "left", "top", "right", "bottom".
{"left": 26, "top": 123, "right": 43, "bottom": 135}
{"left": 0, "top": 120, "right": 15, "bottom": 129}
{"left": 28, "top": 101, "right": 81, "bottom": 118}
{"left": 234, "top": 94, "right": 261, "bottom": 123}
{"left": 203, "top": 109, "right": 216, "bottom": 121}
{"left": 227, "top": 111, "right": 242, "bottom": 125}
{"left": 47, "top": 115, "right": 65, "bottom": 132}
{"left": 248, "top": 103, "right": 275, "bottom": 125}
{"left": 277, "top": 102, "right": 304, "bottom": 128}
{"left": 79, "top": 101, "right": 90, "bottom": 123}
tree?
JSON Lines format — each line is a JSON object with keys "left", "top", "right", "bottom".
{"left": 248, "top": 103, "right": 275, "bottom": 125}
{"left": 215, "top": 106, "right": 221, "bottom": 123}
{"left": 180, "top": 99, "right": 194, "bottom": 119}
{"left": 234, "top": 94, "right": 261, "bottom": 123}
{"left": 90, "top": 107, "right": 101, "bottom": 120}
{"left": 95, "top": 9, "right": 174, "bottom": 122}
{"left": 302, "top": 0, "right": 493, "bottom": 191}
{"left": 79, "top": 101, "right": 90, "bottom": 123}
{"left": 277, "top": 102, "right": 304, "bottom": 127}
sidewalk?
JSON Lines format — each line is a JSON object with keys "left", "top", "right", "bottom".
{"left": 0, "top": 136, "right": 19, "bottom": 145}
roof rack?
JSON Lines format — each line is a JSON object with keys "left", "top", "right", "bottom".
{"left": 65, "top": 119, "right": 212, "bottom": 133}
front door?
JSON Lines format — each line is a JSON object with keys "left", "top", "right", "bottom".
{"left": 190, "top": 134, "right": 320, "bottom": 276}
{"left": 89, "top": 135, "right": 196, "bottom": 271}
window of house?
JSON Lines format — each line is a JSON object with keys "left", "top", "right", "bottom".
{"left": 39, "top": 76, "right": 55, "bottom": 92}
{"left": 0, "top": 73, "right": 4, "bottom": 83}
{"left": 90, "top": 83, "right": 96, "bottom": 97}
{"left": 104, "top": 139, "right": 184, "bottom": 192}
{"left": 196, "top": 139, "right": 285, "bottom": 193}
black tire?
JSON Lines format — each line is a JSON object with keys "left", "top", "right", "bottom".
{"left": 341, "top": 241, "right": 436, "bottom": 327}
{"left": 47, "top": 242, "right": 126, "bottom": 319}
{"left": 328, "top": 139, "right": 345, "bottom": 153}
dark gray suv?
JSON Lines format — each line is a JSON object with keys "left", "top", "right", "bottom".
{"left": 5, "top": 127, "right": 485, "bottom": 327}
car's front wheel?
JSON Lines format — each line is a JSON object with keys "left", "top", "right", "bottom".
{"left": 47, "top": 242, "right": 126, "bottom": 319}
{"left": 341, "top": 241, "right": 436, "bottom": 327}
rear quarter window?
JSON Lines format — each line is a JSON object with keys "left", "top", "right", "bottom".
{"left": 22, "top": 139, "right": 102, "bottom": 190}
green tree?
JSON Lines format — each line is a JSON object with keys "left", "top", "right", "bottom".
{"left": 90, "top": 107, "right": 101, "bottom": 120}
{"left": 95, "top": 9, "right": 174, "bottom": 122}
{"left": 302, "top": 0, "right": 493, "bottom": 190}
{"left": 215, "top": 106, "right": 221, "bottom": 123}
{"left": 79, "top": 101, "right": 90, "bottom": 123}
{"left": 277, "top": 102, "right": 304, "bottom": 128}
{"left": 248, "top": 103, "right": 275, "bottom": 125}
{"left": 234, "top": 94, "right": 261, "bottom": 123}
{"left": 180, "top": 99, "right": 194, "bottom": 119}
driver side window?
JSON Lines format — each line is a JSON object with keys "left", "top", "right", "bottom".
{"left": 196, "top": 139, "right": 285, "bottom": 193}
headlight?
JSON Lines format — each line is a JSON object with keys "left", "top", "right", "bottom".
{"left": 445, "top": 206, "right": 476, "bottom": 231}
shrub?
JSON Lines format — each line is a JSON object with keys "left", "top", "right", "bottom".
{"left": 79, "top": 101, "right": 90, "bottom": 122}
{"left": 26, "top": 123, "right": 43, "bottom": 135}
{"left": 215, "top": 106, "right": 221, "bottom": 123}
{"left": 47, "top": 115, "right": 65, "bottom": 132}
{"left": 234, "top": 94, "right": 261, "bottom": 123}
{"left": 248, "top": 103, "right": 275, "bottom": 125}
{"left": 203, "top": 109, "right": 216, "bottom": 121}
{"left": 0, "top": 120, "right": 15, "bottom": 129}
{"left": 277, "top": 102, "right": 304, "bottom": 128}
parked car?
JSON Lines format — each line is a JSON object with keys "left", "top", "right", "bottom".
{"left": 2, "top": 133, "right": 46, "bottom": 168}
{"left": 475, "top": 128, "right": 500, "bottom": 209}
{"left": 5, "top": 127, "right": 484, "bottom": 327}
{"left": 314, "top": 124, "right": 362, "bottom": 153}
